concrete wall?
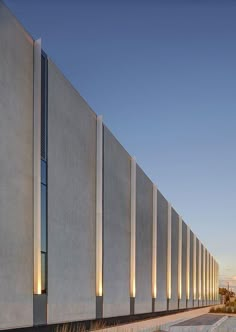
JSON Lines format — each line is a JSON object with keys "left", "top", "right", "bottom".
{"left": 169, "top": 208, "right": 179, "bottom": 310}
{"left": 0, "top": 2, "right": 34, "bottom": 329}
{"left": 103, "top": 127, "right": 131, "bottom": 317}
{"left": 135, "top": 166, "right": 152, "bottom": 314}
{"left": 47, "top": 60, "right": 97, "bottom": 323}
{"left": 155, "top": 190, "right": 168, "bottom": 311}
{"left": 179, "top": 221, "right": 187, "bottom": 309}
{"left": 0, "top": 2, "right": 220, "bottom": 326}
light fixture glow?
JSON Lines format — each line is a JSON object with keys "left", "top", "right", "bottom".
{"left": 186, "top": 226, "right": 190, "bottom": 300}
{"left": 96, "top": 115, "right": 103, "bottom": 296}
{"left": 152, "top": 184, "right": 157, "bottom": 299}
{"left": 130, "top": 157, "right": 136, "bottom": 298}
{"left": 178, "top": 216, "right": 182, "bottom": 299}
{"left": 167, "top": 202, "right": 171, "bottom": 300}
{"left": 33, "top": 38, "right": 42, "bottom": 295}
{"left": 198, "top": 241, "right": 202, "bottom": 300}
{"left": 193, "top": 234, "right": 196, "bottom": 299}
{"left": 202, "top": 246, "right": 205, "bottom": 300}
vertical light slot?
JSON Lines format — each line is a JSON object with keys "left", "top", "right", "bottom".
{"left": 167, "top": 202, "right": 171, "bottom": 299}
{"left": 213, "top": 259, "right": 215, "bottom": 301}
{"left": 186, "top": 225, "right": 190, "bottom": 300}
{"left": 202, "top": 246, "right": 205, "bottom": 300}
{"left": 33, "top": 38, "right": 42, "bottom": 295}
{"left": 209, "top": 254, "right": 212, "bottom": 301}
{"left": 130, "top": 157, "right": 136, "bottom": 298}
{"left": 193, "top": 234, "right": 196, "bottom": 299}
{"left": 96, "top": 115, "right": 103, "bottom": 296}
{"left": 212, "top": 259, "right": 214, "bottom": 301}
{"left": 198, "top": 242, "right": 202, "bottom": 300}
{"left": 178, "top": 216, "right": 182, "bottom": 299}
{"left": 152, "top": 184, "right": 157, "bottom": 298}
{"left": 206, "top": 251, "right": 209, "bottom": 300}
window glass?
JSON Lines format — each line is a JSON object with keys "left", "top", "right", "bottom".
{"left": 41, "top": 160, "right": 47, "bottom": 185}
{"left": 41, "top": 184, "right": 47, "bottom": 252}
{"left": 41, "top": 252, "right": 47, "bottom": 294}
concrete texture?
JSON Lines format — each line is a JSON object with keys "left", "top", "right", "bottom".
{"left": 155, "top": 190, "right": 168, "bottom": 311}
{"left": 179, "top": 221, "right": 187, "bottom": 309}
{"left": 33, "top": 295, "right": 47, "bottom": 326}
{"left": 103, "top": 127, "right": 131, "bottom": 317}
{"left": 169, "top": 208, "right": 179, "bottom": 310}
{"left": 0, "top": 2, "right": 34, "bottom": 329}
{"left": 101, "top": 306, "right": 214, "bottom": 332}
{"left": 135, "top": 165, "right": 153, "bottom": 314}
{"left": 47, "top": 60, "right": 96, "bottom": 323}
{"left": 173, "top": 314, "right": 224, "bottom": 326}
{"left": 0, "top": 1, "right": 220, "bottom": 326}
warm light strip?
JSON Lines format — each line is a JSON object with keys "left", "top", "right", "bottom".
{"left": 152, "top": 184, "right": 157, "bottom": 298}
{"left": 178, "top": 216, "right": 182, "bottom": 299}
{"left": 130, "top": 157, "right": 136, "bottom": 298}
{"left": 96, "top": 115, "right": 103, "bottom": 296}
{"left": 206, "top": 251, "right": 209, "bottom": 300}
{"left": 216, "top": 263, "right": 218, "bottom": 301}
{"left": 212, "top": 258, "right": 214, "bottom": 301}
{"left": 193, "top": 234, "right": 196, "bottom": 299}
{"left": 209, "top": 254, "right": 212, "bottom": 301}
{"left": 202, "top": 246, "right": 205, "bottom": 300}
{"left": 167, "top": 203, "right": 171, "bottom": 299}
{"left": 212, "top": 256, "right": 214, "bottom": 301}
{"left": 186, "top": 225, "right": 190, "bottom": 300}
{"left": 33, "top": 38, "right": 42, "bottom": 295}
{"left": 213, "top": 259, "right": 215, "bottom": 301}
{"left": 198, "top": 241, "right": 202, "bottom": 300}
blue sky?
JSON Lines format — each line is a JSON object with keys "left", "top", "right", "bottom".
{"left": 5, "top": 0, "right": 236, "bottom": 289}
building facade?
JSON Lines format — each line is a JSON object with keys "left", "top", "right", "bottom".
{"left": 0, "top": 1, "right": 219, "bottom": 329}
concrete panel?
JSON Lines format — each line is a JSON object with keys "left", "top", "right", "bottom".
{"left": 47, "top": 61, "right": 96, "bottom": 323}
{"left": 0, "top": 2, "right": 34, "bottom": 329}
{"left": 155, "top": 190, "right": 168, "bottom": 311}
{"left": 103, "top": 127, "right": 131, "bottom": 317}
{"left": 135, "top": 165, "right": 152, "bottom": 314}
{"left": 169, "top": 208, "right": 178, "bottom": 310}
{"left": 179, "top": 221, "right": 187, "bottom": 309}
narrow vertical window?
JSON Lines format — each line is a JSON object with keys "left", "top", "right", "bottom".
{"left": 40, "top": 51, "right": 48, "bottom": 294}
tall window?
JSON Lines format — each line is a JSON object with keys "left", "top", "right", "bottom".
{"left": 41, "top": 51, "right": 48, "bottom": 294}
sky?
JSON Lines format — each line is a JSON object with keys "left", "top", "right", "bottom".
{"left": 5, "top": 0, "right": 236, "bottom": 289}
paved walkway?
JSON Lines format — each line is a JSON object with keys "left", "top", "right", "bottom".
{"left": 100, "top": 307, "right": 214, "bottom": 332}
{"left": 215, "top": 316, "right": 236, "bottom": 331}
{"left": 173, "top": 314, "right": 223, "bottom": 326}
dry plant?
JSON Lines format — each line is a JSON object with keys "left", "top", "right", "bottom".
{"left": 55, "top": 323, "right": 86, "bottom": 332}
